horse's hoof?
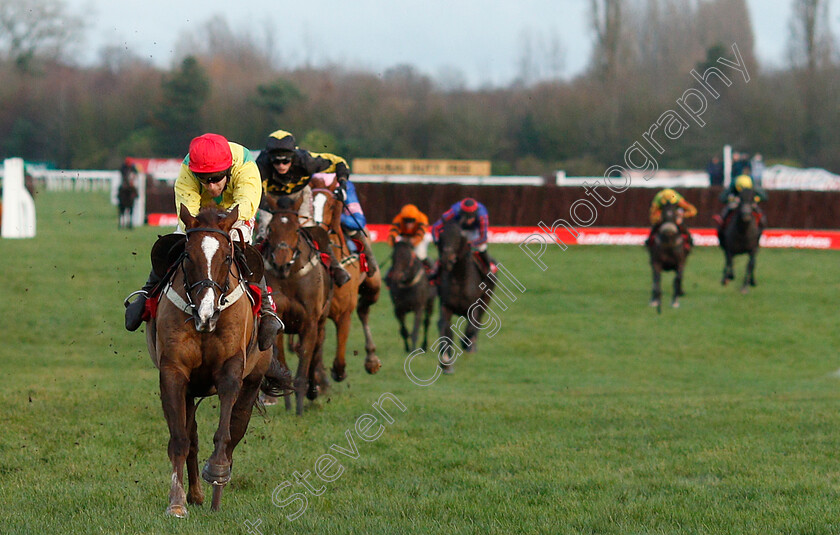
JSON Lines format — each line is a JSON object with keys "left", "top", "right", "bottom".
{"left": 187, "top": 488, "right": 205, "bottom": 506}
{"left": 750, "top": 279, "right": 757, "bottom": 287}
{"left": 331, "top": 367, "right": 347, "bottom": 382}
{"left": 306, "top": 384, "right": 320, "bottom": 400}
{"left": 740, "top": 287, "right": 749, "bottom": 295}
{"left": 672, "top": 301, "right": 680, "bottom": 308}
{"left": 260, "top": 393, "right": 278, "bottom": 406}
{"left": 364, "top": 357, "right": 382, "bottom": 374}
{"left": 201, "top": 462, "right": 231, "bottom": 486}
{"left": 649, "top": 300, "right": 660, "bottom": 308}
{"left": 166, "top": 504, "right": 189, "bottom": 518}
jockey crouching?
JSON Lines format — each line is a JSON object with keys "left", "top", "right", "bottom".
{"left": 389, "top": 203, "right": 433, "bottom": 271}
{"left": 713, "top": 173, "right": 768, "bottom": 245}
{"left": 431, "top": 197, "right": 496, "bottom": 276}
{"left": 254, "top": 129, "right": 354, "bottom": 286}
{"left": 646, "top": 188, "right": 696, "bottom": 250}
{"left": 123, "top": 133, "right": 283, "bottom": 352}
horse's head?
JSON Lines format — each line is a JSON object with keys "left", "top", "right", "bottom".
{"left": 309, "top": 173, "right": 340, "bottom": 231}
{"left": 264, "top": 195, "right": 301, "bottom": 278}
{"left": 660, "top": 203, "right": 684, "bottom": 226}
{"left": 437, "top": 220, "right": 469, "bottom": 271}
{"left": 179, "top": 203, "right": 237, "bottom": 332}
{"left": 737, "top": 188, "right": 757, "bottom": 224}
{"left": 386, "top": 240, "right": 420, "bottom": 287}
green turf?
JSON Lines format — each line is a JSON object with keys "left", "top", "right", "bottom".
{"left": 1, "top": 191, "right": 839, "bottom": 534}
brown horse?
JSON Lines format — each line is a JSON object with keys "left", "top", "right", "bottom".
{"left": 309, "top": 174, "right": 382, "bottom": 380}
{"left": 385, "top": 240, "right": 435, "bottom": 351}
{"left": 144, "top": 204, "right": 271, "bottom": 517}
{"left": 262, "top": 194, "right": 332, "bottom": 415}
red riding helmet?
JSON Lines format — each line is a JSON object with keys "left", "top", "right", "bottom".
{"left": 188, "top": 133, "right": 232, "bottom": 173}
{"left": 460, "top": 198, "right": 479, "bottom": 214}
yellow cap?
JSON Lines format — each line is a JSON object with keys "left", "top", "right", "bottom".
{"left": 735, "top": 174, "right": 753, "bottom": 191}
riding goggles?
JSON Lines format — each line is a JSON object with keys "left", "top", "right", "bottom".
{"left": 271, "top": 156, "right": 293, "bottom": 165}
{"left": 195, "top": 171, "right": 229, "bottom": 184}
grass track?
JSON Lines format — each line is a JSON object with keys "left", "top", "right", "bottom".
{"left": 0, "top": 191, "right": 839, "bottom": 534}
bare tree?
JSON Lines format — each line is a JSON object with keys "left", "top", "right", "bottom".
{"left": 788, "top": 0, "right": 835, "bottom": 72}
{"left": 589, "top": 0, "right": 625, "bottom": 80}
{"left": 0, "top": 0, "right": 84, "bottom": 71}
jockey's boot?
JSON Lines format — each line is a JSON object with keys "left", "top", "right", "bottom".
{"left": 349, "top": 230, "right": 378, "bottom": 275}
{"left": 260, "top": 355, "right": 292, "bottom": 398}
{"left": 257, "top": 275, "right": 284, "bottom": 351}
{"left": 124, "top": 270, "right": 161, "bottom": 332}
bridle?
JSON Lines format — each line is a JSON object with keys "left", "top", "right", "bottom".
{"left": 264, "top": 209, "right": 305, "bottom": 274}
{"left": 180, "top": 226, "right": 235, "bottom": 313}
{"left": 390, "top": 243, "right": 424, "bottom": 288}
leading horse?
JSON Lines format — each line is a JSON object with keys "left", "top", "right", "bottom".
{"left": 436, "top": 220, "right": 495, "bottom": 373}
{"left": 145, "top": 204, "right": 271, "bottom": 517}
{"left": 720, "top": 187, "right": 762, "bottom": 293}
{"left": 309, "top": 174, "right": 382, "bottom": 380}
{"left": 647, "top": 203, "right": 690, "bottom": 311}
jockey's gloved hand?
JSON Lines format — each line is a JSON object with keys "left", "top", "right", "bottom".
{"left": 335, "top": 180, "right": 348, "bottom": 202}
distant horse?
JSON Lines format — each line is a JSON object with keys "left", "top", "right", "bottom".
{"left": 144, "top": 204, "right": 271, "bottom": 517}
{"left": 720, "top": 188, "right": 762, "bottom": 293}
{"left": 117, "top": 180, "right": 138, "bottom": 229}
{"left": 436, "top": 220, "right": 495, "bottom": 374}
{"left": 262, "top": 194, "right": 332, "bottom": 415}
{"left": 309, "top": 174, "right": 382, "bottom": 380}
{"left": 385, "top": 240, "right": 435, "bottom": 352}
{"left": 647, "top": 203, "right": 690, "bottom": 311}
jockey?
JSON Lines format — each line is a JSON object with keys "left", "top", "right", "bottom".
{"left": 714, "top": 173, "right": 768, "bottom": 236}
{"left": 124, "top": 133, "right": 283, "bottom": 352}
{"left": 646, "top": 188, "right": 697, "bottom": 248}
{"left": 431, "top": 197, "right": 495, "bottom": 273}
{"left": 255, "top": 129, "right": 353, "bottom": 285}
{"left": 388, "top": 204, "right": 431, "bottom": 265}
{"left": 336, "top": 178, "right": 379, "bottom": 275}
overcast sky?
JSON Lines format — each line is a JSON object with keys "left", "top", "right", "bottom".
{"left": 66, "top": 0, "right": 839, "bottom": 87}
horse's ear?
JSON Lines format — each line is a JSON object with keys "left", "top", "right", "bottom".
{"left": 219, "top": 205, "right": 239, "bottom": 232}
{"left": 179, "top": 204, "right": 196, "bottom": 229}
{"left": 265, "top": 193, "right": 278, "bottom": 212}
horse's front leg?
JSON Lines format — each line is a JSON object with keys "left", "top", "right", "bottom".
{"left": 650, "top": 265, "right": 662, "bottom": 307}
{"left": 747, "top": 250, "right": 757, "bottom": 287}
{"left": 203, "top": 356, "right": 244, "bottom": 510}
{"left": 672, "top": 267, "right": 683, "bottom": 308}
{"left": 410, "top": 304, "right": 424, "bottom": 351}
{"left": 330, "top": 312, "right": 352, "bottom": 382}
{"left": 185, "top": 397, "right": 204, "bottom": 506}
{"left": 358, "top": 281, "right": 381, "bottom": 374}
{"left": 437, "top": 305, "right": 456, "bottom": 373}
{"left": 396, "top": 310, "right": 411, "bottom": 352}
{"left": 422, "top": 295, "right": 434, "bottom": 351}
{"left": 722, "top": 251, "right": 734, "bottom": 285}
{"left": 160, "top": 367, "right": 190, "bottom": 518}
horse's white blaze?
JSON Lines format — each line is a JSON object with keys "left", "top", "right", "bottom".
{"left": 312, "top": 193, "right": 327, "bottom": 224}
{"left": 197, "top": 236, "right": 220, "bottom": 320}
{"left": 280, "top": 216, "right": 289, "bottom": 224}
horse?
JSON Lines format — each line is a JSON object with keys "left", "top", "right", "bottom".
{"left": 144, "top": 204, "right": 271, "bottom": 517}
{"left": 309, "top": 174, "right": 382, "bottom": 380}
{"left": 647, "top": 203, "right": 690, "bottom": 311}
{"left": 720, "top": 187, "right": 762, "bottom": 293}
{"left": 117, "top": 180, "right": 138, "bottom": 229}
{"left": 385, "top": 239, "right": 435, "bottom": 352}
{"left": 435, "top": 220, "right": 495, "bottom": 374}
{"left": 261, "top": 194, "right": 332, "bottom": 415}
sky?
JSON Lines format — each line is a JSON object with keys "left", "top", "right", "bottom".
{"left": 65, "top": 0, "right": 839, "bottom": 87}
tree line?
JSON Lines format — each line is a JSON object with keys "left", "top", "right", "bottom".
{"left": 0, "top": 0, "right": 838, "bottom": 175}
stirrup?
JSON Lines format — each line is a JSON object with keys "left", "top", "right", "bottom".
{"left": 123, "top": 289, "right": 148, "bottom": 308}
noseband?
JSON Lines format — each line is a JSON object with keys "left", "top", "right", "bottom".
{"left": 182, "top": 226, "right": 234, "bottom": 311}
